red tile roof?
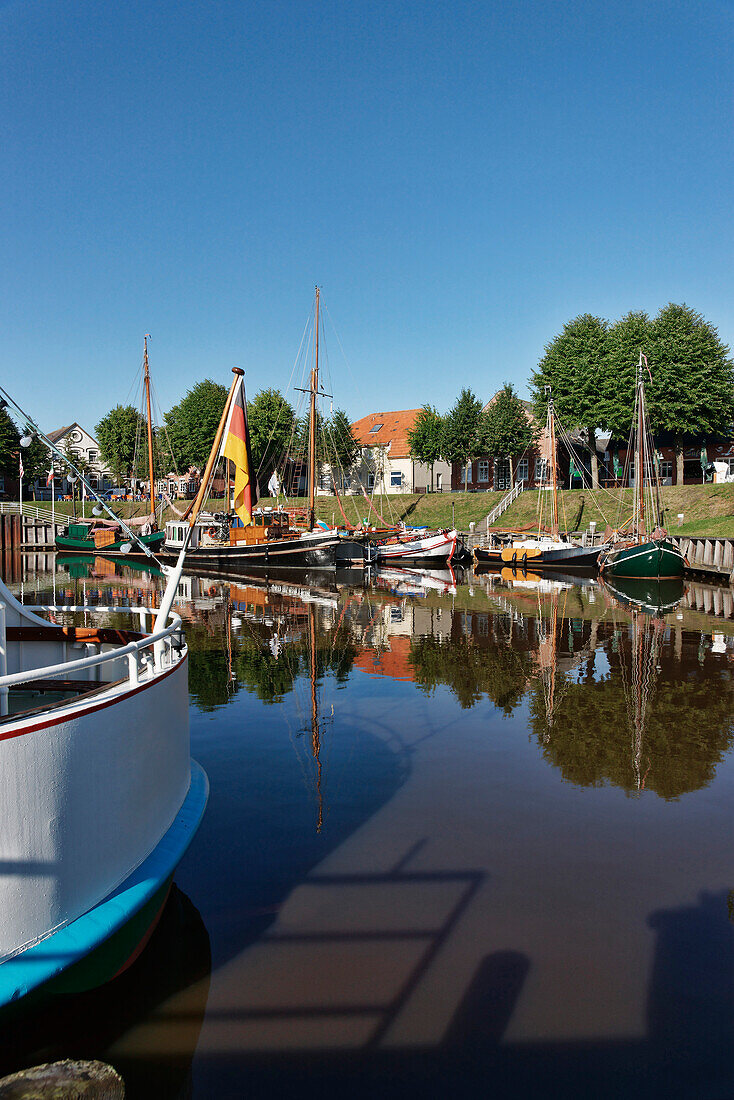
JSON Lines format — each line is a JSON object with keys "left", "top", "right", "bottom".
{"left": 351, "top": 409, "right": 422, "bottom": 460}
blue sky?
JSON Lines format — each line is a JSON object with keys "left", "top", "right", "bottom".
{"left": 1, "top": 0, "right": 732, "bottom": 432}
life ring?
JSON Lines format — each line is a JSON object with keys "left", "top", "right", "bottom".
{"left": 206, "top": 526, "right": 218, "bottom": 539}
{"left": 208, "top": 585, "right": 217, "bottom": 597}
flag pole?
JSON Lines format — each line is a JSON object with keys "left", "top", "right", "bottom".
{"left": 153, "top": 368, "right": 243, "bottom": 640}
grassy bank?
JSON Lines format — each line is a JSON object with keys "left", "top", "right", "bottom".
{"left": 15, "top": 483, "right": 734, "bottom": 536}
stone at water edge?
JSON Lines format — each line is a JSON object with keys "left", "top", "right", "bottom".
{"left": 0, "top": 1059, "right": 124, "bottom": 1098}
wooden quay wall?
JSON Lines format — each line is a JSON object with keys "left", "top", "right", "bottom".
{"left": 670, "top": 536, "right": 734, "bottom": 584}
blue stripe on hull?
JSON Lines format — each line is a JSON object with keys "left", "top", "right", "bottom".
{"left": 0, "top": 760, "right": 208, "bottom": 1011}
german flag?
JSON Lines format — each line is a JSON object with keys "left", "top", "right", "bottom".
{"left": 222, "top": 376, "right": 259, "bottom": 526}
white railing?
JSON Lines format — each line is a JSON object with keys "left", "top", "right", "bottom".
{"left": 0, "top": 605, "right": 184, "bottom": 698}
{"left": 485, "top": 480, "right": 526, "bottom": 529}
{"left": 0, "top": 502, "right": 57, "bottom": 523}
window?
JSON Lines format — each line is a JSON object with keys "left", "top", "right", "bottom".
{"left": 89, "top": 476, "right": 98, "bottom": 490}
{"left": 369, "top": 424, "right": 383, "bottom": 434}
{"left": 390, "top": 470, "right": 402, "bottom": 487}
{"left": 87, "top": 450, "right": 97, "bottom": 463}
{"left": 727, "top": 459, "right": 734, "bottom": 477}
{"left": 658, "top": 460, "right": 673, "bottom": 481}
{"left": 535, "top": 457, "right": 547, "bottom": 483}
{"left": 517, "top": 458, "right": 529, "bottom": 483}
{"left": 478, "top": 460, "right": 489, "bottom": 482}
{"left": 367, "top": 472, "right": 375, "bottom": 489}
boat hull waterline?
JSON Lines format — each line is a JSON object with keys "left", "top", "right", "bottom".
{"left": 475, "top": 543, "right": 602, "bottom": 569}
{"left": 372, "top": 529, "right": 458, "bottom": 564}
{"left": 162, "top": 531, "right": 353, "bottom": 570}
{"left": 599, "top": 538, "right": 685, "bottom": 580}
{"left": 55, "top": 530, "right": 165, "bottom": 558}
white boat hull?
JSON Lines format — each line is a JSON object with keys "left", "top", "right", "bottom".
{"left": 0, "top": 658, "right": 191, "bottom": 964}
{"left": 372, "top": 529, "right": 458, "bottom": 563}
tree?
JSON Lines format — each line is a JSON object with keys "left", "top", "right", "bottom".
{"left": 0, "top": 409, "right": 20, "bottom": 476}
{"left": 408, "top": 405, "right": 445, "bottom": 490}
{"left": 646, "top": 304, "right": 734, "bottom": 483}
{"left": 324, "top": 409, "right": 359, "bottom": 481}
{"left": 246, "top": 389, "right": 296, "bottom": 493}
{"left": 442, "top": 389, "right": 486, "bottom": 491}
{"left": 21, "top": 437, "right": 49, "bottom": 498}
{"left": 96, "top": 405, "right": 146, "bottom": 483}
{"left": 531, "top": 314, "right": 610, "bottom": 488}
{"left": 164, "top": 380, "right": 228, "bottom": 470}
{"left": 479, "top": 384, "right": 535, "bottom": 486}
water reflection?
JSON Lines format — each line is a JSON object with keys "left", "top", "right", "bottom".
{"left": 5, "top": 555, "right": 734, "bottom": 1096}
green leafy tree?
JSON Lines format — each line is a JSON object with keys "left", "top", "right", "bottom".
{"left": 21, "top": 437, "right": 49, "bottom": 498}
{"left": 323, "top": 408, "right": 359, "bottom": 483}
{"left": 646, "top": 303, "right": 734, "bottom": 482}
{"left": 246, "top": 388, "right": 296, "bottom": 493}
{"left": 0, "top": 409, "right": 20, "bottom": 477}
{"left": 408, "top": 405, "right": 445, "bottom": 490}
{"left": 531, "top": 314, "right": 610, "bottom": 488}
{"left": 479, "top": 384, "right": 535, "bottom": 486}
{"left": 96, "top": 405, "right": 146, "bottom": 483}
{"left": 164, "top": 380, "right": 229, "bottom": 470}
{"left": 442, "top": 389, "right": 486, "bottom": 491}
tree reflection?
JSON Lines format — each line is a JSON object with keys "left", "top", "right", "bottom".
{"left": 187, "top": 607, "right": 356, "bottom": 711}
{"left": 409, "top": 633, "right": 535, "bottom": 712}
{"left": 529, "top": 619, "right": 734, "bottom": 799}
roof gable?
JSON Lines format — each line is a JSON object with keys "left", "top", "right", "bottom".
{"left": 351, "top": 409, "right": 422, "bottom": 459}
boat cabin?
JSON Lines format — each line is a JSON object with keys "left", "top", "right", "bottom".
{"left": 228, "top": 507, "right": 293, "bottom": 545}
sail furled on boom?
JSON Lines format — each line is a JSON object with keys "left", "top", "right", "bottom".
{"left": 222, "top": 375, "right": 259, "bottom": 526}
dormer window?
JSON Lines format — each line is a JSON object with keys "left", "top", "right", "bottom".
{"left": 369, "top": 423, "right": 383, "bottom": 433}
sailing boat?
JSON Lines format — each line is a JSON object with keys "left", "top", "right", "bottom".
{"left": 55, "top": 336, "right": 166, "bottom": 557}
{"left": 474, "top": 388, "right": 602, "bottom": 569}
{"left": 163, "top": 290, "right": 368, "bottom": 571}
{"left": 598, "top": 356, "right": 685, "bottom": 580}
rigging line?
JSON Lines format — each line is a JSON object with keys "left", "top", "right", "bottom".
{"left": 321, "top": 298, "right": 370, "bottom": 421}
{"left": 150, "top": 381, "right": 179, "bottom": 477}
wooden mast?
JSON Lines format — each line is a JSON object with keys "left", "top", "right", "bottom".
{"left": 143, "top": 336, "right": 156, "bottom": 520}
{"left": 546, "top": 386, "right": 560, "bottom": 540}
{"left": 308, "top": 286, "right": 320, "bottom": 530}
{"left": 637, "top": 358, "right": 646, "bottom": 540}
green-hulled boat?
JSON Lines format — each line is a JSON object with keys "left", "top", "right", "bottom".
{"left": 56, "top": 521, "right": 165, "bottom": 558}
{"left": 599, "top": 536, "right": 684, "bottom": 580}
{"left": 598, "top": 354, "right": 685, "bottom": 580}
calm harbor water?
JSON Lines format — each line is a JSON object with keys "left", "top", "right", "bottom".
{"left": 2, "top": 555, "right": 734, "bottom": 1098}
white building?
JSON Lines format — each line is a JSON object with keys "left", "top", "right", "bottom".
{"left": 46, "top": 423, "right": 115, "bottom": 496}
{"left": 349, "top": 409, "right": 452, "bottom": 495}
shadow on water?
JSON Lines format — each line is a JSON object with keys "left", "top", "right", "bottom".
{"left": 190, "top": 890, "right": 734, "bottom": 1100}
